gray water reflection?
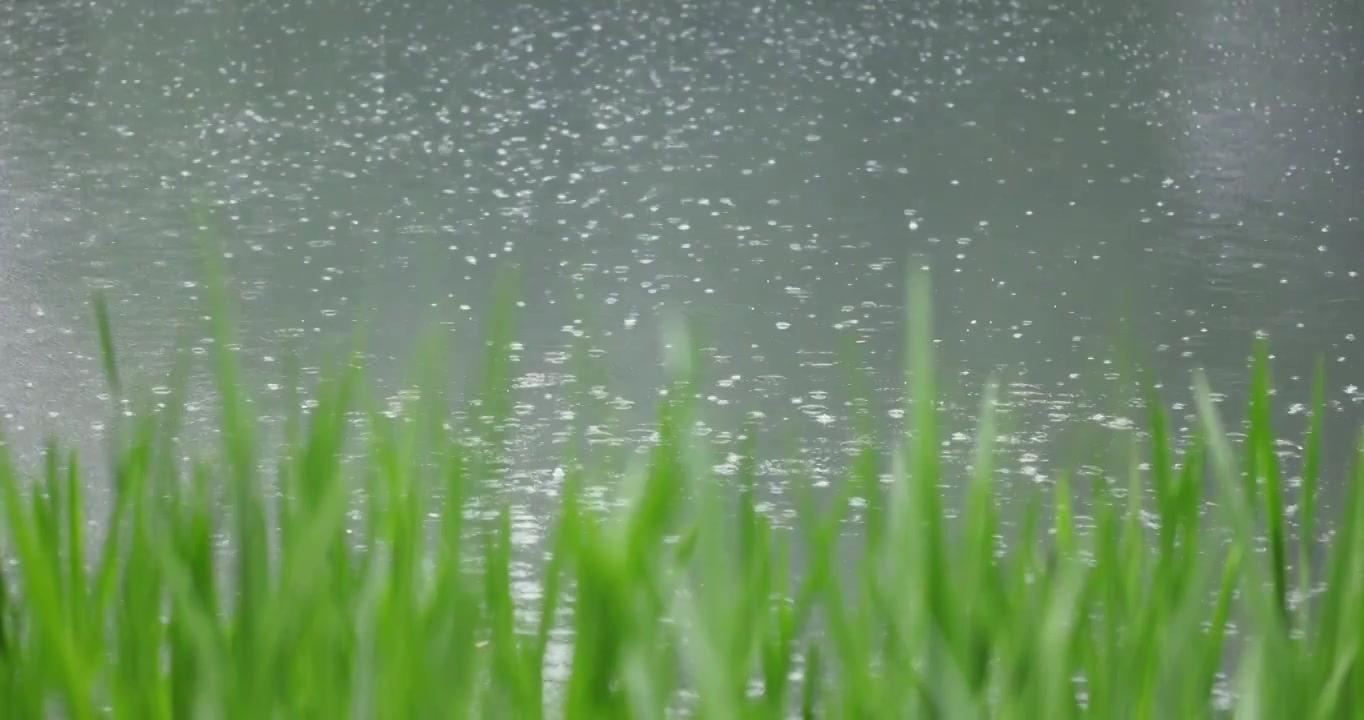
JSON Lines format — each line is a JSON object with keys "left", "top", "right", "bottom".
{"left": 1, "top": 0, "right": 1362, "bottom": 544}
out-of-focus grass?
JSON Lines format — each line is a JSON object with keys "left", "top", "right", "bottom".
{"left": 0, "top": 269, "right": 1359, "bottom": 719}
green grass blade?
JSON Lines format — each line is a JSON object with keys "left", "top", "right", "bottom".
{"left": 1250, "top": 341, "right": 1289, "bottom": 624}
{"left": 1298, "top": 359, "right": 1324, "bottom": 627}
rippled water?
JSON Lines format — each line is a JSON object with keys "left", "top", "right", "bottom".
{"left": 1, "top": 0, "right": 1361, "bottom": 543}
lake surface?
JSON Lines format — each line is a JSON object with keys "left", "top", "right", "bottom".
{"left": 2, "top": 0, "right": 1362, "bottom": 531}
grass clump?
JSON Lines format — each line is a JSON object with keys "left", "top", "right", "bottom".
{"left": 0, "top": 270, "right": 1360, "bottom": 719}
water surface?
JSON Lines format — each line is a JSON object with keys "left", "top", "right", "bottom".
{"left": 2, "top": 0, "right": 1362, "bottom": 532}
